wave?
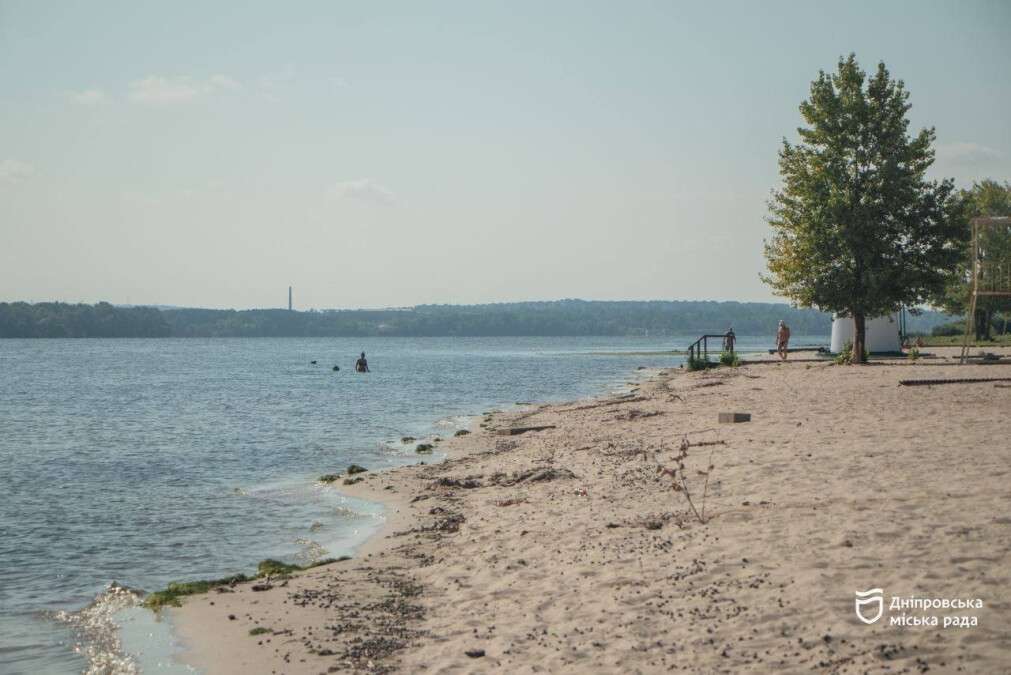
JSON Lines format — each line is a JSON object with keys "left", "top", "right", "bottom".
{"left": 49, "top": 582, "right": 144, "bottom": 675}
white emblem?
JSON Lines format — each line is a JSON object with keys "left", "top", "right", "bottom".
{"left": 854, "top": 588, "right": 884, "bottom": 624}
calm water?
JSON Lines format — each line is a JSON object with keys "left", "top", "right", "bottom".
{"left": 0, "top": 335, "right": 818, "bottom": 674}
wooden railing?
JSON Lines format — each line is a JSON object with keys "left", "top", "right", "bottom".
{"left": 687, "top": 334, "right": 734, "bottom": 363}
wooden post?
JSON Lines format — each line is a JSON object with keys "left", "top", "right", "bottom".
{"left": 960, "top": 219, "right": 979, "bottom": 364}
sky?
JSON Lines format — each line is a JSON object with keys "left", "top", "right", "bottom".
{"left": 1, "top": 0, "right": 1009, "bottom": 310}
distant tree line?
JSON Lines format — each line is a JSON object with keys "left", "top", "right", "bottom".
{"left": 0, "top": 302, "right": 170, "bottom": 338}
{"left": 0, "top": 299, "right": 953, "bottom": 338}
{"left": 163, "top": 300, "right": 841, "bottom": 337}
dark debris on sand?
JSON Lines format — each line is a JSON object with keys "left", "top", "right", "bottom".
{"left": 287, "top": 567, "right": 426, "bottom": 674}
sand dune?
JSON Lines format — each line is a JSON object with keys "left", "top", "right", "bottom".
{"left": 173, "top": 347, "right": 1011, "bottom": 673}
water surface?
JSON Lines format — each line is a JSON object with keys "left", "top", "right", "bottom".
{"left": 0, "top": 335, "right": 818, "bottom": 673}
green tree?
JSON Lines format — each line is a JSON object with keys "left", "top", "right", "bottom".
{"left": 933, "top": 180, "right": 1011, "bottom": 339}
{"left": 764, "top": 55, "right": 963, "bottom": 362}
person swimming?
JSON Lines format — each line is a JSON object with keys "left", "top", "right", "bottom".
{"left": 355, "top": 351, "right": 370, "bottom": 373}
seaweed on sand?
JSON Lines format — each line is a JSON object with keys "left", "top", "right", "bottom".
{"left": 143, "top": 557, "right": 349, "bottom": 610}
{"left": 143, "top": 574, "right": 251, "bottom": 610}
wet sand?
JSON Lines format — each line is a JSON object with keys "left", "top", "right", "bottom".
{"left": 173, "top": 347, "right": 1011, "bottom": 673}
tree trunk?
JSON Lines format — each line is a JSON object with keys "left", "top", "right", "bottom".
{"left": 853, "top": 312, "right": 866, "bottom": 364}
{"left": 974, "top": 308, "right": 989, "bottom": 342}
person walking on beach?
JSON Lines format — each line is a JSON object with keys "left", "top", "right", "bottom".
{"left": 776, "top": 320, "right": 791, "bottom": 360}
{"left": 355, "top": 351, "right": 370, "bottom": 373}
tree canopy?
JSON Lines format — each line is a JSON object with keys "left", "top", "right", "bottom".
{"left": 932, "top": 180, "right": 1011, "bottom": 339}
{"left": 764, "top": 55, "right": 963, "bottom": 360}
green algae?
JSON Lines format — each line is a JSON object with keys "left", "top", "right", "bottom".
{"left": 144, "top": 556, "right": 352, "bottom": 611}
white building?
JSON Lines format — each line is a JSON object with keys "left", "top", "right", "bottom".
{"left": 830, "top": 312, "right": 901, "bottom": 354}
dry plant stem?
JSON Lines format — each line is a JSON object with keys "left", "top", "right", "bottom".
{"left": 678, "top": 474, "right": 704, "bottom": 524}
{"left": 700, "top": 448, "right": 715, "bottom": 522}
{"left": 654, "top": 433, "right": 716, "bottom": 525}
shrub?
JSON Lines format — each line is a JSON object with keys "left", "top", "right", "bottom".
{"left": 719, "top": 351, "right": 740, "bottom": 367}
{"left": 834, "top": 340, "right": 869, "bottom": 365}
{"left": 907, "top": 346, "right": 920, "bottom": 361}
{"left": 686, "top": 355, "right": 710, "bottom": 371}
{"left": 931, "top": 321, "right": 963, "bottom": 337}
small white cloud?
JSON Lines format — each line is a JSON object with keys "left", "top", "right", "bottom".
{"left": 328, "top": 179, "right": 396, "bottom": 205}
{"left": 69, "top": 88, "right": 108, "bottom": 106}
{"left": 936, "top": 142, "right": 1003, "bottom": 165}
{"left": 209, "top": 74, "right": 242, "bottom": 91}
{"left": 127, "top": 75, "right": 242, "bottom": 105}
{"left": 128, "top": 76, "right": 202, "bottom": 104}
{"left": 0, "top": 159, "right": 35, "bottom": 184}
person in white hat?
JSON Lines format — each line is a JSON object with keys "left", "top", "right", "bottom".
{"left": 776, "top": 320, "right": 791, "bottom": 361}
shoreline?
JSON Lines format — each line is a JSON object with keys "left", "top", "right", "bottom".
{"left": 167, "top": 368, "right": 662, "bottom": 673}
{"left": 163, "top": 365, "right": 660, "bottom": 671}
{"left": 44, "top": 353, "right": 660, "bottom": 674}
{"left": 171, "top": 347, "right": 1011, "bottom": 673}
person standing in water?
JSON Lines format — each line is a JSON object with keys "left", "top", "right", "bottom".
{"left": 355, "top": 351, "right": 370, "bottom": 372}
{"left": 776, "top": 320, "right": 791, "bottom": 360}
{"left": 723, "top": 327, "right": 736, "bottom": 353}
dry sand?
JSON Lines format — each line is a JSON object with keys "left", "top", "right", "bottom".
{"left": 172, "top": 347, "right": 1011, "bottom": 674}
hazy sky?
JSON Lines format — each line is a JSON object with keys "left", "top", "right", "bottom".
{"left": 2, "top": 1, "right": 1009, "bottom": 309}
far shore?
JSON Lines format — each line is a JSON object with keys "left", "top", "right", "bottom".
{"left": 171, "top": 346, "right": 1011, "bottom": 673}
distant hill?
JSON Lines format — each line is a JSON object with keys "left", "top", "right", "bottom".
{"left": 0, "top": 299, "right": 955, "bottom": 338}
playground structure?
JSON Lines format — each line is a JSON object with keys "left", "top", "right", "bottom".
{"left": 960, "top": 217, "right": 1011, "bottom": 363}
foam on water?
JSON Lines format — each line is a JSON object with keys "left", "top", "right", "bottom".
{"left": 50, "top": 583, "right": 143, "bottom": 675}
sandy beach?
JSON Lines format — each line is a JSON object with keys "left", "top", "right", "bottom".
{"left": 172, "top": 347, "right": 1011, "bottom": 674}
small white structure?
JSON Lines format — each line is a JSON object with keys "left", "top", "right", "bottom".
{"left": 830, "top": 312, "right": 901, "bottom": 354}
